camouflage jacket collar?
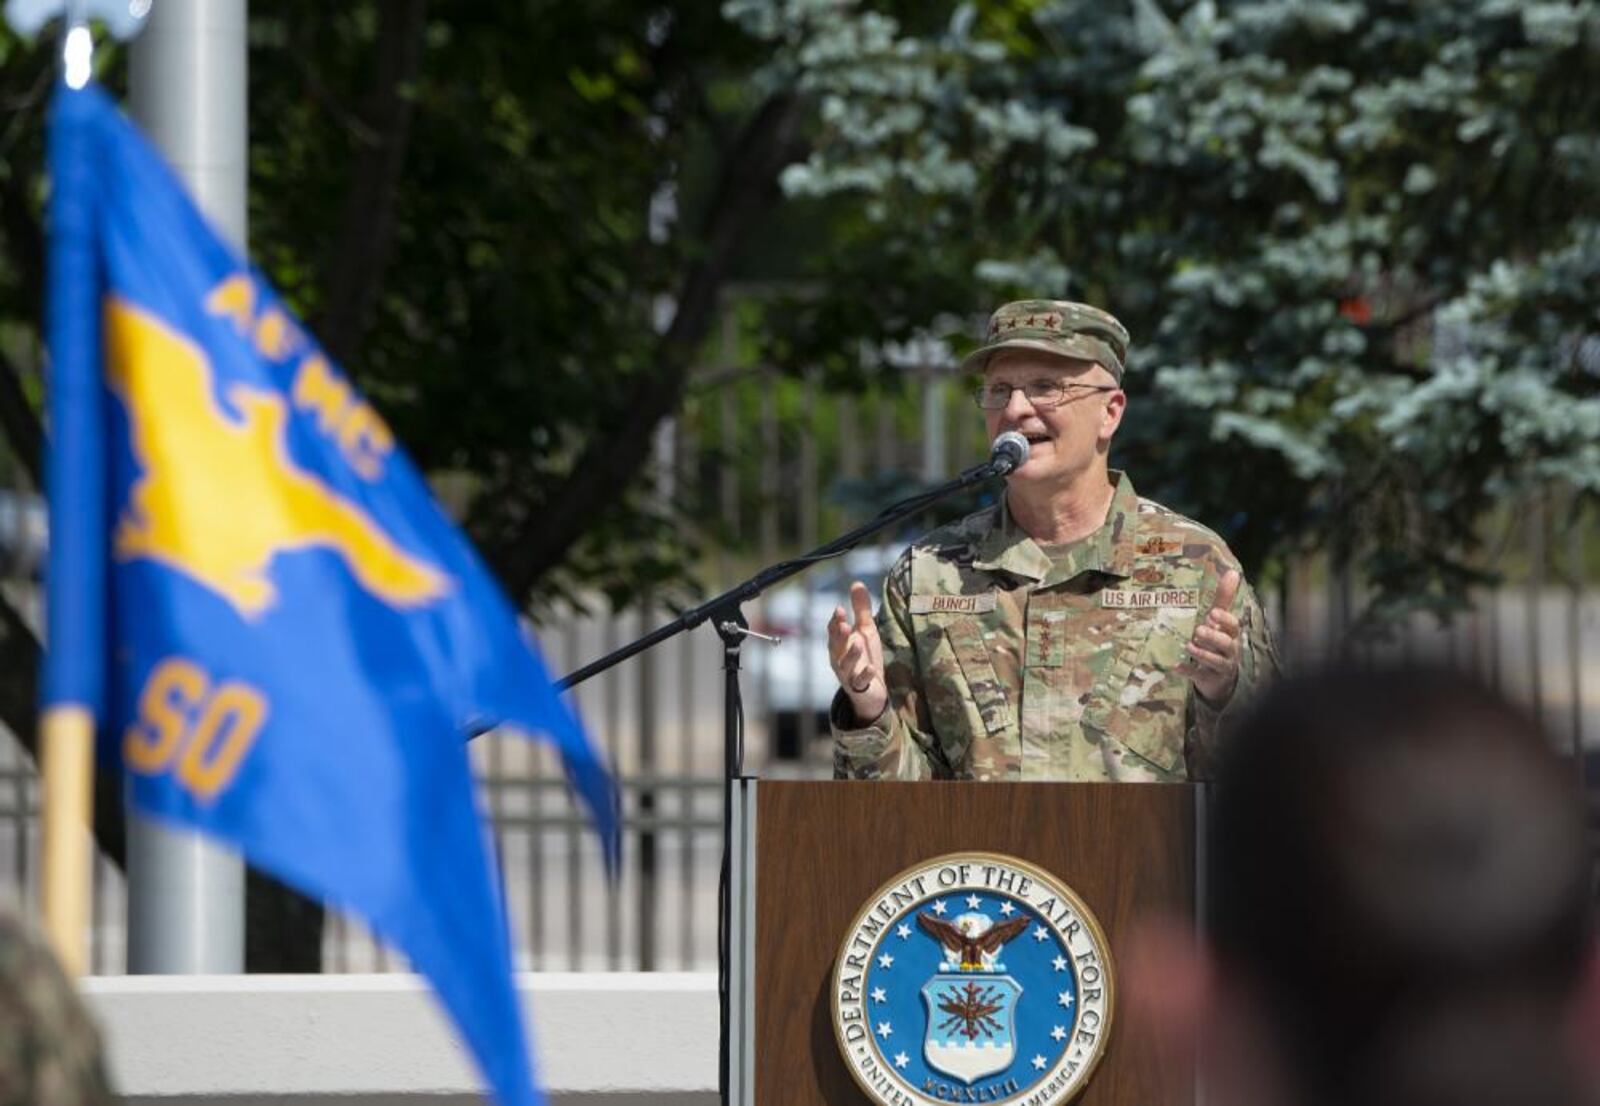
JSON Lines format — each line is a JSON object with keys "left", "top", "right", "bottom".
{"left": 971, "top": 471, "right": 1140, "bottom": 587}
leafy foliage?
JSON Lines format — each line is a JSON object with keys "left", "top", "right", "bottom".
{"left": 244, "top": 0, "right": 800, "bottom": 613}
{"left": 740, "top": 0, "right": 1600, "bottom": 619}
{"left": 0, "top": 0, "right": 1594, "bottom": 631}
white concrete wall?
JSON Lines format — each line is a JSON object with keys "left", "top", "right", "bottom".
{"left": 83, "top": 972, "right": 719, "bottom": 1105}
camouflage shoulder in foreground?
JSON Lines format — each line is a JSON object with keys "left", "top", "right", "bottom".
{"left": 0, "top": 911, "right": 113, "bottom": 1106}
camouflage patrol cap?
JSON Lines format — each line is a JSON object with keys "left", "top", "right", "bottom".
{"left": 962, "top": 300, "right": 1132, "bottom": 382}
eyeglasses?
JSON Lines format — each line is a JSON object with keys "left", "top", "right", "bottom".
{"left": 972, "top": 380, "right": 1119, "bottom": 410}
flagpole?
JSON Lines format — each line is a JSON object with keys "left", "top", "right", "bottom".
{"left": 39, "top": 706, "right": 94, "bottom": 975}
{"left": 124, "top": 0, "right": 248, "bottom": 975}
{"left": 38, "top": 6, "right": 100, "bottom": 979}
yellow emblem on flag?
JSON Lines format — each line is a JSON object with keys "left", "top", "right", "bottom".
{"left": 104, "top": 296, "right": 452, "bottom": 619}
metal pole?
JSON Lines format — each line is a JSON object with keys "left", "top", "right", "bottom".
{"left": 1527, "top": 489, "right": 1545, "bottom": 727}
{"left": 1568, "top": 491, "right": 1586, "bottom": 780}
{"left": 920, "top": 366, "right": 947, "bottom": 484}
{"left": 125, "top": 0, "right": 247, "bottom": 974}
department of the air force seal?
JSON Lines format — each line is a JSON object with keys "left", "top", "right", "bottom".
{"left": 831, "top": 853, "right": 1113, "bottom": 1106}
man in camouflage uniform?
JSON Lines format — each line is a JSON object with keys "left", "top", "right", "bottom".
{"left": 0, "top": 909, "right": 113, "bottom": 1105}
{"left": 828, "top": 300, "right": 1278, "bottom": 781}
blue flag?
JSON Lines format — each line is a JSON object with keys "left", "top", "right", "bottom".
{"left": 43, "top": 82, "right": 618, "bottom": 1106}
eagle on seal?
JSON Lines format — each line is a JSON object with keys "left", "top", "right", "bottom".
{"left": 917, "top": 912, "right": 1031, "bottom": 971}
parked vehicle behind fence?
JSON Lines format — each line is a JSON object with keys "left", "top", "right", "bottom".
{"left": 748, "top": 543, "right": 903, "bottom": 758}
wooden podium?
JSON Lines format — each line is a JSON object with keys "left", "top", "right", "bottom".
{"left": 726, "top": 781, "right": 1198, "bottom": 1106}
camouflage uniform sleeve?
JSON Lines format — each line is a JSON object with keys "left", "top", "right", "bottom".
{"left": 1185, "top": 573, "right": 1281, "bottom": 781}
{"left": 0, "top": 912, "right": 114, "bottom": 1106}
{"left": 830, "top": 550, "right": 944, "bottom": 780}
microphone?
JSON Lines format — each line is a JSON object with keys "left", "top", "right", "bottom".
{"left": 987, "top": 431, "right": 1030, "bottom": 475}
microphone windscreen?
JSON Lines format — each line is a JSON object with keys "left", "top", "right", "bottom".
{"left": 990, "top": 431, "right": 1030, "bottom": 473}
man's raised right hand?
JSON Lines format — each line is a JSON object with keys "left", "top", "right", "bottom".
{"left": 827, "top": 581, "right": 888, "bottom": 723}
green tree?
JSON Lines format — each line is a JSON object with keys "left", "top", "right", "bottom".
{"left": 741, "top": 0, "right": 1600, "bottom": 619}
{"left": 2, "top": 0, "right": 1596, "bottom": 961}
{"left": 0, "top": 0, "right": 812, "bottom": 964}
{"left": 244, "top": 0, "right": 810, "bottom": 607}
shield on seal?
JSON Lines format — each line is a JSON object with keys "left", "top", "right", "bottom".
{"left": 920, "top": 973, "right": 1022, "bottom": 1084}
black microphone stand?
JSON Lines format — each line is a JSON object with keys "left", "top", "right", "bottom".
{"left": 555, "top": 450, "right": 1016, "bottom": 1106}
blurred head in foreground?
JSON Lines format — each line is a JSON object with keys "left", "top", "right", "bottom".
{"left": 0, "top": 908, "right": 113, "bottom": 1105}
{"left": 1137, "top": 665, "right": 1599, "bottom": 1106}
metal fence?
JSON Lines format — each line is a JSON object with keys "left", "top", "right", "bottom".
{"left": 0, "top": 351, "right": 1594, "bottom": 974}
